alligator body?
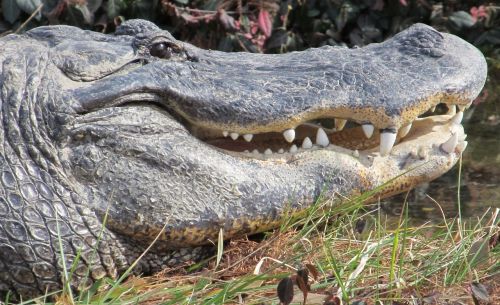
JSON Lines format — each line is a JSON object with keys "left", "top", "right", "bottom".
{"left": 0, "top": 20, "right": 487, "bottom": 297}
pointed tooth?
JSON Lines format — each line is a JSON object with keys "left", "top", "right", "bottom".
{"left": 446, "top": 105, "right": 456, "bottom": 116}
{"left": 399, "top": 123, "right": 412, "bottom": 138}
{"left": 222, "top": 131, "right": 229, "bottom": 137}
{"left": 243, "top": 134, "right": 253, "bottom": 142}
{"left": 352, "top": 150, "right": 359, "bottom": 158}
{"left": 289, "top": 144, "right": 298, "bottom": 153}
{"left": 230, "top": 132, "right": 239, "bottom": 140}
{"left": 418, "top": 146, "right": 429, "bottom": 160}
{"left": 457, "top": 105, "right": 466, "bottom": 112}
{"left": 457, "top": 141, "right": 468, "bottom": 153}
{"left": 335, "top": 119, "right": 347, "bottom": 131}
{"left": 283, "top": 129, "right": 295, "bottom": 143}
{"left": 243, "top": 150, "right": 249, "bottom": 153}
{"left": 440, "top": 132, "right": 458, "bottom": 154}
{"left": 252, "top": 149, "right": 259, "bottom": 154}
{"left": 361, "top": 124, "right": 374, "bottom": 138}
{"left": 278, "top": 148, "right": 284, "bottom": 154}
{"left": 430, "top": 106, "right": 436, "bottom": 112}
{"left": 379, "top": 128, "right": 397, "bottom": 156}
{"left": 264, "top": 148, "right": 272, "bottom": 155}
{"left": 450, "top": 111, "right": 463, "bottom": 125}
{"left": 301, "top": 137, "right": 312, "bottom": 149}
{"left": 315, "top": 128, "right": 329, "bottom": 147}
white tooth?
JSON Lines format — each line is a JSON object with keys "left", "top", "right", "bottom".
{"left": 222, "top": 131, "right": 229, "bottom": 137}
{"left": 230, "top": 133, "right": 239, "bottom": 140}
{"left": 399, "top": 123, "right": 412, "bottom": 138}
{"left": 446, "top": 105, "right": 456, "bottom": 116}
{"left": 264, "top": 148, "right": 272, "bottom": 155}
{"left": 457, "top": 141, "right": 468, "bottom": 153}
{"left": 289, "top": 144, "right": 298, "bottom": 153}
{"left": 283, "top": 129, "right": 295, "bottom": 143}
{"left": 418, "top": 146, "right": 429, "bottom": 160}
{"left": 440, "top": 132, "right": 458, "bottom": 154}
{"left": 457, "top": 105, "right": 466, "bottom": 112}
{"left": 361, "top": 124, "right": 374, "bottom": 138}
{"left": 379, "top": 129, "right": 397, "bottom": 156}
{"left": 352, "top": 150, "right": 359, "bottom": 158}
{"left": 252, "top": 149, "right": 259, "bottom": 154}
{"left": 243, "top": 134, "right": 253, "bottom": 142}
{"left": 450, "top": 111, "right": 463, "bottom": 125}
{"left": 278, "top": 148, "right": 284, "bottom": 154}
{"left": 315, "top": 128, "right": 329, "bottom": 147}
{"left": 430, "top": 106, "right": 436, "bottom": 112}
{"left": 301, "top": 137, "right": 313, "bottom": 149}
{"left": 335, "top": 119, "right": 347, "bottom": 131}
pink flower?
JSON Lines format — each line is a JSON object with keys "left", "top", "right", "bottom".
{"left": 470, "top": 5, "right": 488, "bottom": 23}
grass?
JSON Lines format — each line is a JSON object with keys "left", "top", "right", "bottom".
{"left": 11, "top": 189, "right": 499, "bottom": 305}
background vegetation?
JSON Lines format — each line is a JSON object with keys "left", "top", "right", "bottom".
{"left": 1, "top": 0, "right": 499, "bottom": 58}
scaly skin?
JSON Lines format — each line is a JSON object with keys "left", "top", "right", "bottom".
{"left": 0, "top": 20, "right": 486, "bottom": 298}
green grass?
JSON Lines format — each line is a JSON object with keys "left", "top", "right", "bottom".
{"left": 12, "top": 198, "right": 498, "bottom": 305}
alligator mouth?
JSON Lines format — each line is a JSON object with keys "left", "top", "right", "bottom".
{"left": 188, "top": 102, "right": 467, "bottom": 158}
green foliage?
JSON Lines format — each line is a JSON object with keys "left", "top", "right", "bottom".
{"left": 0, "top": 0, "right": 499, "bottom": 56}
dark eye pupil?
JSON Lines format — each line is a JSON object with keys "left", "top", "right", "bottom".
{"left": 151, "top": 42, "right": 172, "bottom": 59}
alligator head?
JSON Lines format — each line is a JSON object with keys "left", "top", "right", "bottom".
{"left": 0, "top": 20, "right": 487, "bottom": 297}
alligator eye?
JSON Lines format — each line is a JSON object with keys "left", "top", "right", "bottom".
{"left": 150, "top": 42, "right": 172, "bottom": 59}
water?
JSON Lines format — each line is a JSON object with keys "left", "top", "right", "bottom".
{"left": 382, "top": 65, "right": 500, "bottom": 220}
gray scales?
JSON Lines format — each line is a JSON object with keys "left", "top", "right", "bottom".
{"left": 0, "top": 19, "right": 487, "bottom": 298}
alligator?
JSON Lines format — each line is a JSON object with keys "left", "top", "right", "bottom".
{"left": 0, "top": 19, "right": 487, "bottom": 298}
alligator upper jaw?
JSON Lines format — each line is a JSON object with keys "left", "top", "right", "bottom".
{"left": 69, "top": 23, "right": 486, "bottom": 158}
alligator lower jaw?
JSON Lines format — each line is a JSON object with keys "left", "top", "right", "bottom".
{"left": 194, "top": 106, "right": 467, "bottom": 160}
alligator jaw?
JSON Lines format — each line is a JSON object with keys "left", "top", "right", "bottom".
{"left": 196, "top": 113, "right": 467, "bottom": 185}
{"left": 60, "top": 20, "right": 481, "bottom": 247}
{"left": 189, "top": 104, "right": 468, "bottom": 158}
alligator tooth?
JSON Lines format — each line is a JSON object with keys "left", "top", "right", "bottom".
{"left": 457, "top": 105, "right": 466, "bottom": 112}
{"left": 399, "top": 123, "right": 412, "bottom": 138}
{"left": 361, "top": 124, "right": 374, "bottom": 138}
{"left": 440, "top": 132, "right": 458, "bottom": 154}
{"left": 430, "top": 106, "right": 436, "bottom": 112}
{"left": 315, "top": 128, "right": 329, "bottom": 147}
{"left": 283, "top": 129, "right": 295, "bottom": 143}
{"left": 243, "top": 134, "right": 253, "bottom": 142}
{"left": 418, "top": 146, "right": 429, "bottom": 160}
{"left": 230, "top": 133, "right": 239, "bottom": 140}
{"left": 302, "top": 137, "right": 313, "bottom": 149}
{"left": 222, "top": 131, "right": 229, "bottom": 137}
{"left": 289, "top": 144, "right": 298, "bottom": 153}
{"left": 457, "top": 141, "right": 468, "bottom": 153}
{"left": 335, "top": 119, "right": 347, "bottom": 131}
{"left": 446, "top": 105, "right": 456, "bottom": 116}
{"left": 352, "top": 150, "right": 359, "bottom": 158}
{"left": 243, "top": 150, "right": 249, "bottom": 153}
{"left": 278, "top": 148, "right": 284, "bottom": 154}
{"left": 450, "top": 111, "right": 463, "bottom": 125}
{"left": 252, "top": 149, "right": 259, "bottom": 154}
{"left": 264, "top": 148, "right": 272, "bottom": 155}
{"left": 379, "top": 128, "right": 397, "bottom": 156}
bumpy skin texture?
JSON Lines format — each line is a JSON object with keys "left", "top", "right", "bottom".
{"left": 0, "top": 20, "right": 487, "bottom": 298}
